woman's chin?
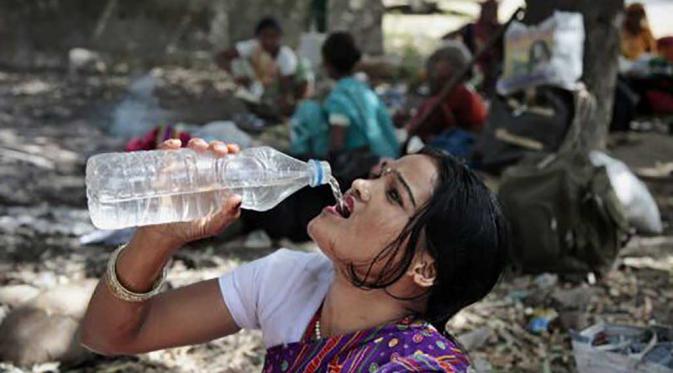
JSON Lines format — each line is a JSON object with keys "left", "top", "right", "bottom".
{"left": 308, "top": 218, "right": 336, "bottom": 257}
{"left": 308, "top": 210, "right": 336, "bottom": 236}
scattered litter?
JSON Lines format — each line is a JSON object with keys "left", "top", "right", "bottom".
{"left": 572, "top": 323, "right": 673, "bottom": 373}
{"left": 527, "top": 308, "right": 558, "bottom": 334}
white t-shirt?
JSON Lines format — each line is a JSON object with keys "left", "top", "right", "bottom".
{"left": 218, "top": 249, "right": 333, "bottom": 348}
{"left": 235, "top": 39, "right": 298, "bottom": 77}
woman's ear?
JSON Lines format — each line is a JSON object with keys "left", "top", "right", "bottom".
{"left": 408, "top": 251, "right": 436, "bottom": 288}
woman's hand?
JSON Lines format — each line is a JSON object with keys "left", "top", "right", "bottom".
{"left": 136, "top": 138, "right": 243, "bottom": 250}
{"left": 81, "top": 138, "right": 244, "bottom": 355}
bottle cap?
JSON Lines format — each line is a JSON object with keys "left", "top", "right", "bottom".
{"left": 308, "top": 160, "right": 331, "bottom": 187}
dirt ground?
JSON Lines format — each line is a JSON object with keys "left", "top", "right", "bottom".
{"left": 0, "top": 69, "right": 671, "bottom": 372}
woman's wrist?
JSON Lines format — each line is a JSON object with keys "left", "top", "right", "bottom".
{"left": 111, "top": 228, "right": 181, "bottom": 294}
{"left": 132, "top": 227, "right": 184, "bottom": 255}
{"left": 106, "top": 244, "right": 168, "bottom": 302}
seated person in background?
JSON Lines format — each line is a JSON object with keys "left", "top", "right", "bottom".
{"left": 403, "top": 44, "right": 487, "bottom": 144}
{"left": 215, "top": 17, "right": 298, "bottom": 114}
{"left": 621, "top": 3, "right": 657, "bottom": 61}
{"left": 617, "top": 19, "right": 673, "bottom": 120}
{"left": 290, "top": 32, "right": 400, "bottom": 160}
{"left": 643, "top": 37, "right": 673, "bottom": 115}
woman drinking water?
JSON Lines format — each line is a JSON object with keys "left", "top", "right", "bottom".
{"left": 81, "top": 137, "right": 508, "bottom": 372}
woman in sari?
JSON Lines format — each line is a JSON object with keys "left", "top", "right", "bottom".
{"left": 81, "top": 137, "right": 508, "bottom": 372}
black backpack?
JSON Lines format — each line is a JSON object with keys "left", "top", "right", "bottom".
{"left": 474, "top": 86, "right": 575, "bottom": 174}
{"left": 497, "top": 90, "right": 630, "bottom": 275}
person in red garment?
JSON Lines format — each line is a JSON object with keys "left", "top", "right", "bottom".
{"left": 404, "top": 45, "right": 488, "bottom": 144}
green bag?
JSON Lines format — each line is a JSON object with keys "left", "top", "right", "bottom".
{"left": 498, "top": 90, "right": 630, "bottom": 275}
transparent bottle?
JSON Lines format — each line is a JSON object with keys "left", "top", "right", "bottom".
{"left": 86, "top": 146, "right": 331, "bottom": 230}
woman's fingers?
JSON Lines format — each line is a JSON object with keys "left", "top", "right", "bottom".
{"left": 208, "top": 194, "right": 242, "bottom": 234}
{"left": 222, "top": 194, "right": 242, "bottom": 217}
{"left": 208, "top": 141, "right": 229, "bottom": 157}
{"left": 158, "top": 139, "right": 182, "bottom": 150}
{"left": 159, "top": 137, "right": 239, "bottom": 161}
{"left": 227, "top": 143, "right": 240, "bottom": 154}
{"left": 187, "top": 138, "right": 209, "bottom": 153}
{"left": 207, "top": 141, "right": 240, "bottom": 158}
{"left": 159, "top": 137, "right": 239, "bottom": 157}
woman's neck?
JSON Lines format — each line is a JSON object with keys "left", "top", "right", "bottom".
{"left": 319, "top": 274, "right": 412, "bottom": 337}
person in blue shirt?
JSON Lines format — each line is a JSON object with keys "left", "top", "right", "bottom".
{"left": 290, "top": 32, "right": 400, "bottom": 159}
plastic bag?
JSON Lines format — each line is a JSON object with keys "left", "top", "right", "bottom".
{"left": 193, "top": 121, "right": 253, "bottom": 148}
{"left": 497, "top": 11, "right": 585, "bottom": 95}
{"left": 571, "top": 323, "right": 673, "bottom": 373}
{"left": 589, "top": 151, "right": 663, "bottom": 234}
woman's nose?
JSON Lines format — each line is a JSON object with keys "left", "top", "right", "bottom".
{"left": 351, "top": 179, "right": 371, "bottom": 202}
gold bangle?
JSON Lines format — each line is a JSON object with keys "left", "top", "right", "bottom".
{"left": 105, "top": 244, "right": 168, "bottom": 302}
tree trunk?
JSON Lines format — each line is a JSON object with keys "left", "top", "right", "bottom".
{"left": 524, "top": 0, "right": 624, "bottom": 150}
{"left": 327, "top": 0, "right": 385, "bottom": 55}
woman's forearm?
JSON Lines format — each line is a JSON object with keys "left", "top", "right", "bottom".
{"left": 115, "top": 229, "right": 181, "bottom": 292}
{"left": 81, "top": 139, "right": 243, "bottom": 355}
{"left": 80, "top": 229, "right": 181, "bottom": 354}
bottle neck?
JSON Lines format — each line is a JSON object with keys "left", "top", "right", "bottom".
{"left": 308, "top": 160, "right": 331, "bottom": 187}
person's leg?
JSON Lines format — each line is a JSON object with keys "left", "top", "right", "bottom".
{"left": 610, "top": 78, "right": 638, "bottom": 132}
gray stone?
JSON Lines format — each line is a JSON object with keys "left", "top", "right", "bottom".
{"left": 0, "top": 308, "right": 88, "bottom": 366}
{"left": 0, "top": 281, "right": 96, "bottom": 366}
{"left": 0, "top": 285, "right": 41, "bottom": 308}
{"left": 68, "top": 48, "right": 107, "bottom": 75}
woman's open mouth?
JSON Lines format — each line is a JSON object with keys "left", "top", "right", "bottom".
{"left": 325, "top": 195, "right": 354, "bottom": 218}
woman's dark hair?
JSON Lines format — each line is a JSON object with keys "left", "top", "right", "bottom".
{"left": 322, "top": 32, "right": 362, "bottom": 75}
{"left": 255, "top": 17, "right": 282, "bottom": 35}
{"left": 624, "top": 3, "right": 647, "bottom": 35}
{"left": 347, "top": 147, "right": 509, "bottom": 332}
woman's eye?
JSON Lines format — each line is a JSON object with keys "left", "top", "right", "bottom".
{"left": 387, "top": 189, "right": 402, "bottom": 205}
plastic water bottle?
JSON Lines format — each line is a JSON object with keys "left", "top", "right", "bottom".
{"left": 86, "top": 146, "right": 332, "bottom": 230}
